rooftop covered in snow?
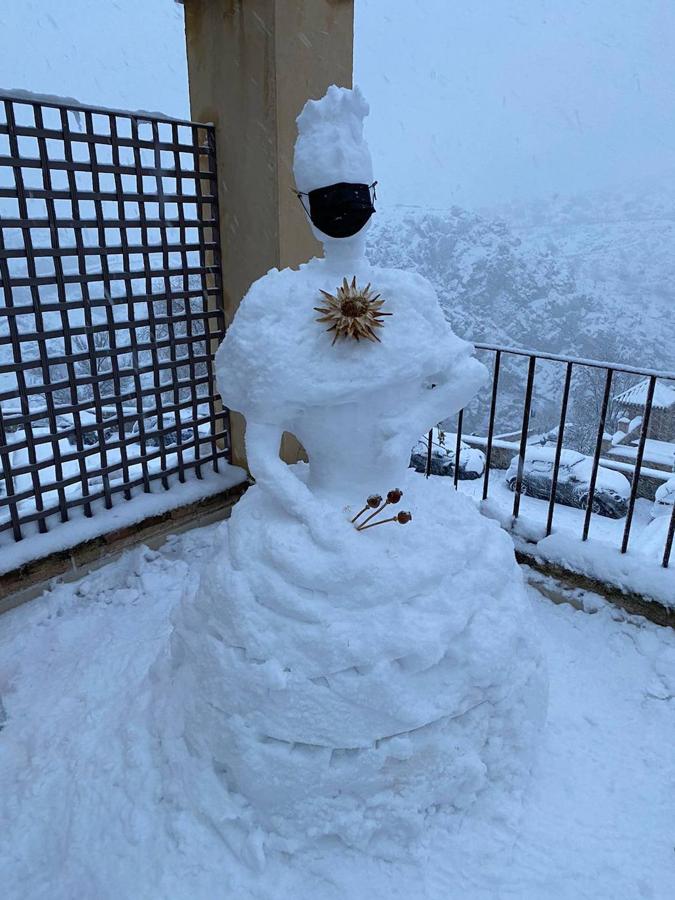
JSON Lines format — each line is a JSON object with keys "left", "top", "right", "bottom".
{"left": 614, "top": 378, "right": 675, "bottom": 409}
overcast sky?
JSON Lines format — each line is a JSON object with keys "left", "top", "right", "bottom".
{"left": 0, "top": 0, "right": 189, "bottom": 116}
{"left": 1, "top": 0, "right": 674, "bottom": 210}
{"left": 356, "top": 0, "right": 675, "bottom": 208}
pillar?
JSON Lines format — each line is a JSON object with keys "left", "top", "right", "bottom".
{"left": 182, "top": 0, "right": 354, "bottom": 469}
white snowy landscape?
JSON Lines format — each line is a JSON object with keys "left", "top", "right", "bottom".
{"left": 1, "top": 2, "right": 675, "bottom": 899}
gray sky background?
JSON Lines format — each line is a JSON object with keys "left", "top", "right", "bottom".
{"left": 1, "top": 0, "right": 674, "bottom": 210}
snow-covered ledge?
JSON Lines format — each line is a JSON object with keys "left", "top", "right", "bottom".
{"left": 480, "top": 499, "right": 675, "bottom": 623}
{"left": 0, "top": 467, "right": 248, "bottom": 611}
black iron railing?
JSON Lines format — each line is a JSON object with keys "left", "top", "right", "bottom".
{"left": 0, "top": 92, "right": 230, "bottom": 546}
{"left": 426, "top": 344, "right": 675, "bottom": 569}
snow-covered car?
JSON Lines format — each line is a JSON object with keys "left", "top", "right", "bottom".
{"left": 131, "top": 412, "right": 195, "bottom": 448}
{"left": 651, "top": 476, "right": 675, "bottom": 521}
{"left": 56, "top": 410, "right": 116, "bottom": 446}
{"left": 410, "top": 428, "right": 486, "bottom": 480}
{"left": 505, "top": 446, "right": 630, "bottom": 518}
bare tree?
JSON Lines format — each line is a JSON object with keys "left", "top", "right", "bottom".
{"left": 567, "top": 346, "right": 634, "bottom": 454}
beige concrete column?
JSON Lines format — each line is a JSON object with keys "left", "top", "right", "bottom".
{"left": 182, "top": 0, "right": 354, "bottom": 470}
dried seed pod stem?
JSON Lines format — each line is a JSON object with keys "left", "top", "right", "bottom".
{"left": 351, "top": 505, "right": 369, "bottom": 524}
{"left": 356, "top": 488, "right": 403, "bottom": 530}
{"left": 357, "top": 515, "right": 398, "bottom": 531}
{"left": 356, "top": 500, "right": 388, "bottom": 530}
{"left": 358, "top": 511, "right": 412, "bottom": 531}
{"left": 350, "top": 494, "right": 383, "bottom": 524}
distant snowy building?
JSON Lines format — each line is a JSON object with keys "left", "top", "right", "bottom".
{"left": 613, "top": 379, "right": 675, "bottom": 443}
{"left": 605, "top": 378, "right": 675, "bottom": 476}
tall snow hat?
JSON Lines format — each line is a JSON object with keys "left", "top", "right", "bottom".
{"left": 293, "top": 85, "right": 373, "bottom": 194}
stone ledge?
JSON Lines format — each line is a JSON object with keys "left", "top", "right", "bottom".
{"left": 516, "top": 549, "right": 675, "bottom": 629}
{"left": 0, "top": 480, "right": 249, "bottom": 615}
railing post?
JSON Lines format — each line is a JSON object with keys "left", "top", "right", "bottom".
{"left": 482, "top": 350, "right": 501, "bottom": 501}
{"left": 453, "top": 409, "right": 464, "bottom": 489}
{"left": 182, "top": 0, "right": 355, "bottom": 470}
{"left": 581, "top": 369, "right": 614, "bottom": 541}
{"left": 545, "top": 361, "right": 573, "bottom": 537}
{"left": 512, "top": 356, "right": 537, "bottom": 520}
{"left": 621, "top": 375, "right": 656, "bottom": 554}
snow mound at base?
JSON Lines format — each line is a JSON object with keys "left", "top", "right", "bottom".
{"left": 169, "top": 473, "right": 547, "bottom": 852}
{"left": 635, "top": 515, "right": 672, "bottom": 561}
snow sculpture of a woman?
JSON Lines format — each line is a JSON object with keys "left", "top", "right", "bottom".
{"left": 170, "top": 86, "right": 546, "bottom": 853}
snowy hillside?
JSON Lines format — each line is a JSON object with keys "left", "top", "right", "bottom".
{"left": 489, "top": 182, "right": 675, "bottom": 370}
{"left": 367, "top": 187, "right": 674, "bottom": 435}
{"left": 367, "top": 206, "right": 586, "bottom": 356}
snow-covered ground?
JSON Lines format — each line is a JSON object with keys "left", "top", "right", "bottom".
{"left": 453, "top": 469, "right": 675, "bottom": 607}
{"left": 457, "top": 467, "right": 654, "bottom": 547}
{"left": 1, "top": 521, "right": 673, "bottom": 900}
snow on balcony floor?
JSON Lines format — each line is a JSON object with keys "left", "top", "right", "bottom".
{"left": 0, "top": 522, "right": 673, "bottom": 900}
{"left": 456, "top": 467, "right": 655, "bottom": 546}
{"left": 455, "top": 470, "right": 675, "bottom": 607}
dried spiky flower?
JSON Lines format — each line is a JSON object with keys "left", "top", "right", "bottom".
{"left": 314, "top": 277, "right": 391, "bottom": 345}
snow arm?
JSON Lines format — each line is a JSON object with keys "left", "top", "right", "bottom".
{"left": 244, "top": 422, "right": 332, "bottom": 545}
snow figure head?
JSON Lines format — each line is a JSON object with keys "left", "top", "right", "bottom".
{"left": 294, "top": 85, "right": 375, "bottom": 258}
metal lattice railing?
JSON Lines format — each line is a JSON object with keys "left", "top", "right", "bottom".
{"left": 424, "top": 344, "right": 675, "bottom": 569}
{"left": 0, "top": 92, "right": 230, "bottom": 546}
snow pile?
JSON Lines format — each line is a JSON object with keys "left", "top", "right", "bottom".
{"left": 634, "top": 514, "right": 673, "bottom": 562}
{"left": 167, "top": 86, "right": 547, "bottom": 855}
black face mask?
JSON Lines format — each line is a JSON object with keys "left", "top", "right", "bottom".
{"left": 296, "top": 181, "right": 377, "bottom": 239}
